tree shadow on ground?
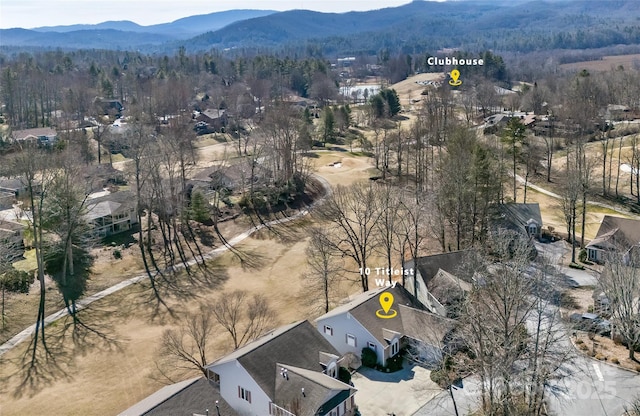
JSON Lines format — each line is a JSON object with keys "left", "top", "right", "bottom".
{"left": 124, "top": 262, "right": 231, "bottom": 323}
{"left": 2, "top": 302, "right": 121, "bottom": 399}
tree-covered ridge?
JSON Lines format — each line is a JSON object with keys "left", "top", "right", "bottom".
{"left": 2, "top": 0, "right": 640, "bottom": 55}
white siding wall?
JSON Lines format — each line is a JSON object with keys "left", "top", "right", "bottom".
{"left": 316, "top": 313, "right": 385, "bottom": 366}
{"left": 212, "top": 360, "right": 271, "bottom": 416}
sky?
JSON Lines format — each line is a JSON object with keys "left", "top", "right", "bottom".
{"left": 0, "top": 0, "right": 445, "bottom": 29}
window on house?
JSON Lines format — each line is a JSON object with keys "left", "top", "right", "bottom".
{"left": 346, "top": 333, "right": 357, "bottom": 347}
{"left": 324, "top": 325, "right": 333, "bottom": 336}
{"left": 391, "top": 339, "right": 399, "bottom": 356}
{"left": 367, "top": 342, "right": 376, "bottom": 351}
{"left": 238, "top": 386, "right": 252, "bottom": 403}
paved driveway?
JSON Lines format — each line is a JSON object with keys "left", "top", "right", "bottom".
{"left": 352, "top": 362, "right": 440, "bottom": 416}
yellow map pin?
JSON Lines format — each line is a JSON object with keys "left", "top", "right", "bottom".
{"left": 376, "top": 292, "right": 397, "bottom": 318}
{"left": 380, "top": 292, "right": 394, "bottom": 313}
{"left": 449, "top": 69, "right": 462, "bottom": 86}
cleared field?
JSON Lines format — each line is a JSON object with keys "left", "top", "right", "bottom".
{"left": 559, "top": 54, "right": 640, "bottom": 72}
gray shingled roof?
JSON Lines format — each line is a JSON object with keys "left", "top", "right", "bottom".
{"left": 0, "top": 177, "right": 26, "bottom": 191}
{"left": 12, "top": 127, "right": 57, "bottom": 141}
{"left": 119, "top": 377, "right": 238, "bottom": 416}
{"left": 207, "top": 320, "right": 341, "bottom": 401}
{"left": 274, "top": 364, "right": 355, "bottom": 416}
{"left": 86, "top": 190, "right": 135, "bottom": 220}
{"left": 586, "top": 215, "right": 640, "bottom": 251}
{"left": 410, "top": 250, "right": 471, "bottom": 286}
{"left": 495, "top": 203, "right": 542, "bottom": 234}
{"left": 317, "top": 286, "right": 451, "bottom": 347}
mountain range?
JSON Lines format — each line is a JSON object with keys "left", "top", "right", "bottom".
{"left": 1, "top": 1, "right": 639, "bottom": 55}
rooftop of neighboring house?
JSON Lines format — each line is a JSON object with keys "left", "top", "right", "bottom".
{"left": 207, "top": 320, "right": 342, "bottom": 400}
{"left": 0, "top": 177, "right": 26, "bottom": 191}
{"left": 118, "top": 377, "right": 239, "bottom": 416}
{"left": 274, "top": 364, "right": 355, "bottom": 416}
{"left": 407, "top": 250, "right": 471, "bottom": 286}
{"left": 428, "top": 269, "right": 472, "bottom": 297}
{"left": 199, "top": 108, "right": 227, "bottom": 119}
{"left": 586, "top": 215, "right": 640, "bottom": 251}
{"left": 494, "top": 203, "right": 543, "bottom": 233}
{"left": 86, "top": 190, "right": 135, "bottom": 220}
{"left": 0, "top": 219, "right": 25, "bottom": 233}
{"left": 0, "top": 190, "right": 15, "bottom": 199}
{"left": 11, "top": 127, "right": 57, "bottom": 141}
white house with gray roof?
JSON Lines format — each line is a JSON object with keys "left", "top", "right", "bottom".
{"left": 315, "top": 286, "right": 453, "bottom": 367}
{"left": 206, "top": 320, "right": 356, "bottom": 416}
{"left": 86, "top": 190, "right": 137, "bottom": 237}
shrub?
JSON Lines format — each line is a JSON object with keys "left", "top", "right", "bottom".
{"left": 580, "top": 344, "right": 589, "bottom": 351}
{"left": 338, "top": 367, "right": 351, "bottom": 384}
{"left": 575, "top": 339, "right": 584, "bottom": 345}
{"left": 569, "top": 262, "right": 585, "bottom": 270}
{"left": 595, "top": 353, "right": 605, "bottom": 360}
{"left": 579, "top": 249, "right": 587, "bottom": 263}
{"left": 430, "top": 369, "right": 448, "bottom": 388}
{"left": 361, "top": 347, "right": 377, "bottom": 368}
{"left": 113, "top": 249, "right": 122, "bottom": 260}
{"left": 386, "top": 353, "right": 403, "bottom": 372}
{"left": 611, "top": 358, "right": 620, "bottom": 364}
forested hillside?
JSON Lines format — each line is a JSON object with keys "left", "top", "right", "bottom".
{"left": 2, "top": 0, "right": 640, "bottom": 55}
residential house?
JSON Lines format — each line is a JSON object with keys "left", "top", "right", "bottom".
{"left": 315, "top": 285, "right": 452, "bottom": 367}
{"left": 494, "top": 203, "right": 543, "bottom": 240}
{"left": 86, "top": 190, "right": 138, "bottom": 237}
{"left": 585, "top": 215, "right": 640, "bottom": 263}
{"left": 96, "top": 98, "right": 124, "bottom": 115}
{"left": 604, "top": 104, "right": 635, "bottom": 121}
{"left": 0, "top": 191, "right": 14, "bottom": 209}
{"left": 0, "top": 219, "right": 25, "bottom": 250}
{"left": 0, "top": 177, "right": 31, "bottom": 198}
{"left": 11, "top": 127, "right": 58, "bottom": 146}
{"left": 195, "top": 109, "right": 228, "bottom": 131}
{"left": 119, "top": 377, "right": 239, "bottom": 416}
{"left": 206, "top": 320, "right": 356, "bottom": 416}
{"left": 403, "top": 251, "right": 471, "bottom": 317}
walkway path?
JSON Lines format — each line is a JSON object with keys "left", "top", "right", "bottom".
{"left": 515, "top": 174, "right": 640, "bottom": 219}
{"left": 0, "top": 175, "right": 332, "bottom": 357}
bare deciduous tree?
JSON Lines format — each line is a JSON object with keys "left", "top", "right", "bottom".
{"left": 600, "top": 251, "right": 640, "bottom": 361}
{"left": 158, "top": 304, "right": 215, "bottom": 378}
{"left": 212, "top": 290, "right": 276, "bottom": 349}
{"left": 316, "top": 182, "right": 382, "bottom": 292}
{"left": 305, "top": 227, "right": 343, "bottom": 314}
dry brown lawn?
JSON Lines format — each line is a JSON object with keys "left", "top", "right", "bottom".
{"left": 0, "top": 152, "right": 378, "bottom": 416}
{"left": 0, "top": 220, "right": 365, "bottom": 415}
{"left": 574, "top": 332, "right": 640, "bottom": 373}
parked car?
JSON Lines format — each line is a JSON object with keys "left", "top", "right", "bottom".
{"left": 569, "top": 312, "right": 611, "bottom": 336}
{"left": 193, "top": 121, "right": 215, "bottom": 135}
